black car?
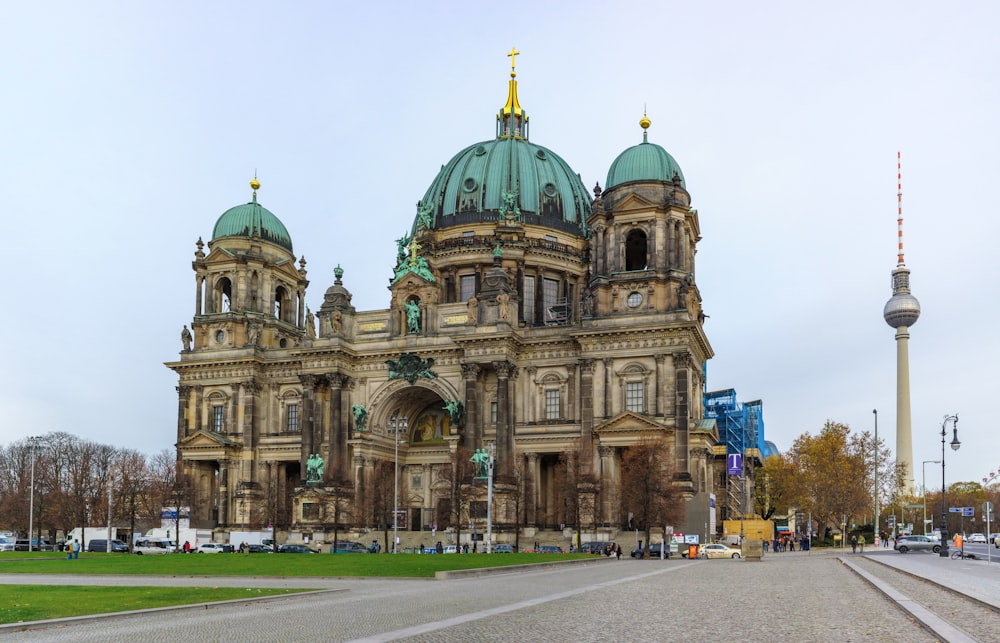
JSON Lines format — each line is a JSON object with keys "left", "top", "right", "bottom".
{"left": 581, "top": 541, "right": 613, "bottom": 555}
{"left": 631, "top": 543, "right": 671, "bottom": 559}
{"left": 247, "top": 544, "right": 273, "bottom": 553}
{"left": 278, "top": 544, "right": 316, "bottom": 553}
{"left": 87, "top": 539, "right": 129, "bottom": 553}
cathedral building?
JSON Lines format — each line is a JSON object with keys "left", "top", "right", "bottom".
{"left": 166, "top": 54, "right": 719, "bottom": 546}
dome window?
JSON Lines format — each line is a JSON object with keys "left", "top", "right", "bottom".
{"left": 535, "top": 149, "right": 547, "bottom": 160}
{"left": 627, "top": 291, "right": 643, "bottom": 308}
{"left": 463, "top": 178, "right": 478, "bottom": 192}
{"left": 543, "top": 182, "right": 557, "bottom": 197}
{"left": 474, "top": 145, "right": 487, "bottom": 156}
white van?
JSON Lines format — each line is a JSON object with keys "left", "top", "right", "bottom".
{"left": 133, "top": 538, "right": 176, "bottom": 555}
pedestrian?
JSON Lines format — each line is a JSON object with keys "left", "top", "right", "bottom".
{"left": 72, "top": 538, "right": 81, "bottom": 559}
{"left": 183, "top": 540, "right": 191, "bottom": 553}
{"left": 615, "top": 544, "right": 622, "bottom": 560}
{"left": 789, "top": 538, "right": 795, "bottom": 552}
{"left": 436, "top": 541, "right": 443, "bottom": 554}
{"left": 66, "top": 541, "right": 73, "bottom": 560}
{"left": 419, "top": 542, "right": 425, "bottom": 554}
{"left": 858, "top": 535, "right": 865, "bottom": 553}
{"left": 850, "top": 534, "right": 858, "bottom": 554}
{"left": 762, "top": 539, "right": 769, "bottom": 553}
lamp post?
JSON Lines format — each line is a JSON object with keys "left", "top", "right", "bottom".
{"left": 939, "top": 414, "right": 960, "bottom": 557}
{"left": 873, "top": 409, "right": 878, "bottom": 544}
{"left": 390, "top": 415, "right": 407, "bottom": 553}
{"left": 922, "top": 460, "right": 940, "bottom": 535}
{"left": 27, "top": 436, "right": 44, "bottom": 552}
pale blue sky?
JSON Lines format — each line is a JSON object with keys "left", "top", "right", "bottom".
{"left": 3, "top": 1, "right": 998, "bottom": 503}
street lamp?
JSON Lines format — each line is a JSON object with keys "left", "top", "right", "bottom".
{"left": 873, "top": 409, "right": 878, "bottom": 543}
{"left": 389, "top": 413, "right": 407, "bottom": 553}
{"left": 922, "top": 460, "right": 940, "bottom": 535}
{"left": 27, "top": 436, "right": 44, "bottom": 552}
{"left": 939, "top": 414, "right": 960, "bottom": 557}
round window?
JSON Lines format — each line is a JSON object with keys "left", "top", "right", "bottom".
{"left": 463, "top": 177, "right": 477, "bottom": 192}
{"left": 626, "top": 292, "right": 642, "bottom": 308}
{"left": 543, "top": 182, "right": 557, "bottom": 197}
{"left": 215, "top": 330, "right": 225, "bottom": 343}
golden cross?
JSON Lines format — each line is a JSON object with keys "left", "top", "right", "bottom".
{"left": 507, "top": 47, "right": 520, "bottom": 73}
{"left": 407, "top": 236, "right": 422, "bottom": 266}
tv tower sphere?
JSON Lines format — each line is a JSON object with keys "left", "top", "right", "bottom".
{"left": 883, "top": 274, "right": 920, "bottom": 328}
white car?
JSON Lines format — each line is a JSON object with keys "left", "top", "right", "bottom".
{"left": 197, "top": 542, "right": 225, "bottom": 554}
{"left": 133, "top": 538, "right": 176, "bottom": 555}
{"left": 0, "top": 537, "right": 15, "bottom": 552}
{"left": 698, "top": 543, "right": 742, "bottom": 559}
{"left": 967, "top": 533, "right": 987, "bottom": 543}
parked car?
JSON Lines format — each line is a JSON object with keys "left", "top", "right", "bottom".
{"left": 442, "top": 545, "right": 458, "bottom": 554}
{"left": 87, "top": 539, "right": 129, "bottom": 553}
{"left": 15, "top": 539, "right": 55, "bottom": 552}
{"left": 247, "top": 544, "right": 273, "bottom": 553}
{"left": 537, "top": 545, "right": 564, "bottom": 554}
{"left": 279, "top": 544, "right": 316, "bottom": 553}
{"left": 329, "top": 541, "right": 368, "bottom": 554}
{"left": 492, "top": 544, "right": 515, "bottom": 553}
{"left": 967, "top": 533, "right": 987, "bottom": 543}
{"left": 580, "top": 541, "right": 612, "bottom": 555}
{"left": 631, "top": 543, "right": 670, "bottom": 559}
{"left": 0, "top": 537, "right": 16, "bottom": 552}
{"left": 893, "top": 535, "right": 941, "bottom": 554}
{"left": 698, "top": 543, "right": 742, "bottom": 559}
{"left": 990, "top": 533, "right": 1000, "bottom": 547}
{"left": 197, "top": 542, "right": 225, "bottom": 554}
{"left": 133, "top": 538, "right": 175, "bottom": 555}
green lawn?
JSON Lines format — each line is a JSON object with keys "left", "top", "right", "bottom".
{"left": 0, "top": 585, "right": 305, "bottom": 624}
{"left": 0, "top": 550, "right": 586, "bottom": 578}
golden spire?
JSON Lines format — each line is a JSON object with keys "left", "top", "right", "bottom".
{"left": 639, "top": 110, "right": 651, "bottom": 142}
{"left": 498, "top": 47, "right": 527, "bottom": 139}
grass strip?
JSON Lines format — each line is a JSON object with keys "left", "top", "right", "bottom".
{"left": 0, "top": 551, "right": 587, "bottom": 577}
{"left": 0, "top": 585, "right": 306, "bottom": 624}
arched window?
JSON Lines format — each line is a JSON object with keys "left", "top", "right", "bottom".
{"left": 215, "top": 277, "right": 232, "bottom": 313}
{"left": 274, "top": 286, "right": 288, "bottom": 321}
{"left": 625, "top": 228, "right": 648, "bottom": 271}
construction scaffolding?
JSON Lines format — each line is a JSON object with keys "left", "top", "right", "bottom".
{"left": 704, "top": 389, "right": 764, "bottom": 523}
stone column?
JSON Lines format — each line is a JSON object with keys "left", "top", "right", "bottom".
{"left": 461, "top": 363, "right": 481, "bottom": 450}
{"left": 229, "top": 383, "right": 241, "bottom": 435}
{"left": 494, "top": 361, "right": 513, "bottom": 477}
{"left": 603, "top": 358, "right": 613, "bottom": 419}
{"left": 579, "top": 360, "right": 595, "bottom": 474}
{"left": 193, "top": 385, "right": 204, "bottom": 432}
{"left": 673, "top": 353, "right": 691, "bottom": 481}
{"left": 655, "top": 354, "right": 666, "bottom": 417}
{"left": 176, "top": 386, "right": 191, "bottom": 447}
{"left": 299, "top": 374, "right": 318, "bottom": 483}
{"left": 327, "top": 373, "right": 348, "bottom": 481}
{"left": 243, "top": 381, "right": 259, "bottom": 451}
{"left": 525, "top": 365, "right": 537, "bottom": 423}
{"left": 526, "top": 452, "right": 538, "bottom": 527}
{"left": 599, "top": 445, "right": 615, "bottom": 525}
{"left": 566, "top": 363, "right": 577, "bottom": 422}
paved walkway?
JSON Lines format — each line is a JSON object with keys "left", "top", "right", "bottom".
{"left": 1, "top": 549, "right": 997, "bottom": 641}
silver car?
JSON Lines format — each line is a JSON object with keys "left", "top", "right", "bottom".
{"left": 894, "top": 535, "right": 941, "bottom": 554}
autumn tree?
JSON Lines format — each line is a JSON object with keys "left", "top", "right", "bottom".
{"left": 754, "top": 452, "right": 797, "bottom": 520}
{"left": 619, "top": 433, "right": 685, "bottom": 558}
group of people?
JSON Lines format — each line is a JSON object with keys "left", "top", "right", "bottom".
{"left": 64, "top": 538, "right": 81, "bottom": 559}
{"left": 603, "top": 543, "right": 623, "bottom": 559}
{"left": 766, "top": 535, "right": 803, "bottom": 553}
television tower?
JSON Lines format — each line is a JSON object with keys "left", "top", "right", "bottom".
{"left": 883, "top": 152, "right": 919, "bottom": 493}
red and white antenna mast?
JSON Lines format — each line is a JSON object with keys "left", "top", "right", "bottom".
{"left": 897, "top": 151, "right": 905, "bottom": 267}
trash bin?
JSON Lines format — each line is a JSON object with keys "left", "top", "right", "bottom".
{"left": 688, "top": 544, "right": 699, "bottom": 559}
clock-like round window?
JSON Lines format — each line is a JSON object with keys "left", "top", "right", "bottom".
{"left": 215, "top": 330, "right": 225, "bottom": 343}
{"left": 626, "top": 291, "right": 642, "bottom": 308}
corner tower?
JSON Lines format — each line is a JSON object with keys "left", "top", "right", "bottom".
{"left": 883, "top": 153, "right": 919, "bottom": 493}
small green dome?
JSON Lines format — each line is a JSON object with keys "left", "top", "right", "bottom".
{"left": 606, "top": 139, "right": 685, "bottom": 190}
{"left": 417, "top": 137, "right": 591, "bottom": 237}
{"left": 212, "top": 191, "right": 293, "bottom": 253}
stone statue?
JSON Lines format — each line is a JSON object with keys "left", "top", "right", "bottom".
{"left": 331, "top": 309, "right": 343, "bottom": 334}
{"left": 416, "top": 201, "right": 434, "bottom": 231}
{"left": 443, "top": 400, "right": 464, "bottom": 428}
{"left": 181, "top": 325, "right": 192, "bottom": 352}
{"left": 306, "top": 453, "right": 324, "bottom": 482}
{"left": 405, "top": 300, "right": 421, "bottom": 334}
{"left": 496, "top": 292, "right": 510, "bottom": 321}
{"left": 583, "top": 290, "right": 594, "bottom": 317}
{"left": 471, "top": 448, "right": 490, "bottom": 479}
{"left": 305, "top": 307, "right": 316, "bottom": 338}
{"left": 395, "top": 234, "right": 410, "bottom": 268}
{"left": 352, "top": 404, "right": 368, "bottom": 432}
{"left": 247, "top": 320, "right": 260, "bottom": 346}
{"left": 467, "top": 295, "right": 478, "bottom": 324}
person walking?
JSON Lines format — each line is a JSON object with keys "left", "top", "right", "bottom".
{"left": 72, "top": 538, "right": 81, "bottom": 559}
{"left": 850, "top": 534, "right": 858, "bottom": 554}
{"left": 615, "top": 544, "right": 622, "bottom": 560}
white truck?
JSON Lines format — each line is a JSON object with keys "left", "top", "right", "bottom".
{"left": 228, "top": 530, "right": 274, "bottom": 548}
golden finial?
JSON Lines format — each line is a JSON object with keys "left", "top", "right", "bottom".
{"left": 507, "top": 46, "right": 520, "bottom": 78}
{"left": 639, "top": 110, "right": 651, "bottom": 142}
{"left": 250, "top": 174, "right": 260, "bottom": 194}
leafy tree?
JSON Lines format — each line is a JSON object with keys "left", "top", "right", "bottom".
{"left": 619, "top": 432, "right": 685, "bottom": 558}
{"left": 754, "top": 452, "right": 796, "bottom": 520}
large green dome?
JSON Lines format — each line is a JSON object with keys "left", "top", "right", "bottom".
{"left": 212, "top": 186, "right": 293, "bottom": 253}
{"left": 418, "top": 137, "right": 591, "bottom": 236}
{"left": 606, "top": 120, "right": 685, "bottom": 190}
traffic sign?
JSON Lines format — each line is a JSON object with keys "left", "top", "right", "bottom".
{"left": 962, "top": 507, "right": 974, "bottom": 517}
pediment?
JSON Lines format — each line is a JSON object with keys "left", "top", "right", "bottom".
{"left": 607, "top": 192, "right": 661, "bottom": 214}
{"left": 593, "top": 411, "right": 664, "bottom": 433}
{"left": 178, "top": 430, "right": 238, "bottom": 449}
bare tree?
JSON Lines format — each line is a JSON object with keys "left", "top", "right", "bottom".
{"left": 620, "top": 433, "right": 686, "bottom": 558}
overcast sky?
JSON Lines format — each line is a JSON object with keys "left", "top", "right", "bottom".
{"left": 3, "top": 1, "right": 997, "bottom": 500}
